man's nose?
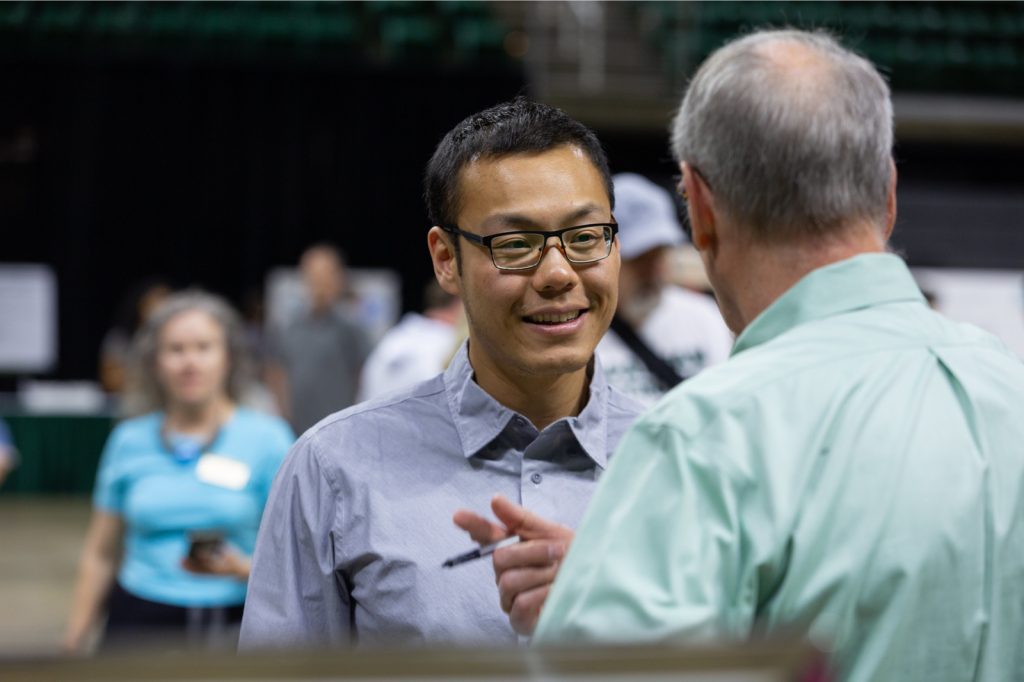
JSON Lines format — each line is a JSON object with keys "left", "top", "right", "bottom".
{"left": 532, "top": 237, "right": 578, "bottom": 292}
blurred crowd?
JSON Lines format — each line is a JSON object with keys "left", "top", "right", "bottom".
{"left": 93, "top": 184, "right": 723, "bottom": 434}
{"left": 1, "top": 165, "right": 721, "bottom": 655}
{"left": 95, "top": 245, "right": 468, "bottom": 433}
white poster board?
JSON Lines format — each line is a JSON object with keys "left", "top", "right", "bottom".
{"left": 0, "top": 264, "right": 57, "bottom": 373}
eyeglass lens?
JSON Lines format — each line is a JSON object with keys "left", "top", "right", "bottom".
{"left": 491, "top": 225, "right": 613, "bottom": 269}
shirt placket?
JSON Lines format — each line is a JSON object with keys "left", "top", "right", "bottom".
{"left": 519, "top": 422, "right": 588, "bottom": 521}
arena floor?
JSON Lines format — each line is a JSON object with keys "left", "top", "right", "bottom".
{"left": 0, "top": 496, "right": 90, "bottom": 657}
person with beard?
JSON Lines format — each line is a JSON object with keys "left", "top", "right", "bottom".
{"left": 596, "top": 173, "right": 732, "bottom": 404}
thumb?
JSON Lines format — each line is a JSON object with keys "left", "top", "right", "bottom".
{"left": 490, "top": 494, "right": 572, "bottom": 541}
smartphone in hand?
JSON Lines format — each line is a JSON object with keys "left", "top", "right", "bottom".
{"left": 187, "top": 531, "right": 225, "bottom": 562}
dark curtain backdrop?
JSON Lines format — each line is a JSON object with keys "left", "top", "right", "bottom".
{"left": 3, "top": 56, "right": 525, "bottom": 380}
{"left": 601, "top": 131, "right": 1024, "bottom": 276}
{"left": 3, "top": 55, "right": 1022, "bottom": 381}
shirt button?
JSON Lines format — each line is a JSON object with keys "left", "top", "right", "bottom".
{"left": 530, "top": 472, "right": 543, "bottom": 485}
{"left": 514, "top": 417, "right": 526, "bottom": 427}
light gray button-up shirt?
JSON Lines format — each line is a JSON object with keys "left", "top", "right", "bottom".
{"left": 240, "top": 343, "right": 644, "bottom": 648}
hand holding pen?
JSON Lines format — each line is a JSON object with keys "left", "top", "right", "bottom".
{"left": 450, "top": 494, "right": 575, "bottom": 636}
{"left": 442, "top": 535, "right": 522, "bottom": 568}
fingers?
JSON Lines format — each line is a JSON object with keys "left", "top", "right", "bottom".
{"left": 492, "top": 539, "right": 564, "bottom": 575}
{"left": 507, "top": 585, "right": 549, "bottom": 637}
{"left": 497, "top": 563, "right": 560, "bottom": 613}
{"left": 453, "top": 497, "right": 574, "bottom": 546}
{"left": 452, "top": 509, "right": 508, "bottom": 545}
{"left": 490, "top": 495, "right": 574, "bottom": 542}
{"left": 493, "top": 540, "right": 564, "bottom": 620}
{"left": 452, "top": 498, "right": 569, "bottom": 638}
{"left": 181, "top": 557, "right": 211, "bottom": 574}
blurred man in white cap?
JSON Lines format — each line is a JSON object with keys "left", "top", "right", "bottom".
{"left": 595, "top": 172, "right": 732, "bottom": 404}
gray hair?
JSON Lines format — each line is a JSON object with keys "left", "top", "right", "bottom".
{"left": 122, "top": 289, "right": 251, "bottom": 416}
{"left": 671, "top": 29, "right": 893, "bottom": 240}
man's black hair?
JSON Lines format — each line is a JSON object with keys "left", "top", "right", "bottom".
{"left": 423, "top": 96, "right": 614, "bottom": 233}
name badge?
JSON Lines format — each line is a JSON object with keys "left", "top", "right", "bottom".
{"left": 196, "top": 454, "right": 251, "bottom": 491}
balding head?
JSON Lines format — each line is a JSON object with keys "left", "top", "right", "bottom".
{"left": 671, "top": 29, "right": 893, "bottom": 241}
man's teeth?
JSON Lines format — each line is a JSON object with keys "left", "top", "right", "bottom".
{"left": 528, "top": 311, "right": 581, "bottom": 324}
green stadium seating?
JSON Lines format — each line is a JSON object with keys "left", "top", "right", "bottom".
{"left": 633, "top": 1, "right": 1024, "bottom": 97}
{"left": 0, "top": 0, "right": 515, "bottom": 68}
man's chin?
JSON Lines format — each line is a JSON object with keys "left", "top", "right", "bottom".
{"left": 525, "top": 348, "right": 593, "bottom": 377}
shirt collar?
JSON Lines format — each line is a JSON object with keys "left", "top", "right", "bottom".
{"left": 443, "top": 342, "right": 609, "bottom": 468}
{"left": 732, "top": 252, "right": 925, "bottom": 356}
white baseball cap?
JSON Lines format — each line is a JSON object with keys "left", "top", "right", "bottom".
{"left": 612, "top": 172, "right": 686, "bottom": 260}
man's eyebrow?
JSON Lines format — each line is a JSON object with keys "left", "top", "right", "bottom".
{"left": 484, "top": 204, "right": 606, "bottom": 230}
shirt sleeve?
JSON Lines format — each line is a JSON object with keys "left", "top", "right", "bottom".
{"left": 533, "top": 416, "right": 762, "bottom": 644}
{"left": 239, "top": 433, "right": 353, "bottom": 649}
{"left": 92, "top": 424, "right": 129, "bottom": 513}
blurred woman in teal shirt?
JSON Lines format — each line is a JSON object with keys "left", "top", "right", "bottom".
{"left": 64, "top": 291, "right": 293, "bottom": 654}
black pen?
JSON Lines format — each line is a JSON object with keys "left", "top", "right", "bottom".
{"left": 442, "top": 535, "right": 521, "bottom": 568}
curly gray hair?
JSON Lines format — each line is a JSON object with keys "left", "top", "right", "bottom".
{"left": 122, "top": 289, "right": 251, "bottom": 416}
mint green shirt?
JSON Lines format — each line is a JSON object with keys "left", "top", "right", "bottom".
{"left": 535, "top": 254, "right": 1024, "bottom": 682}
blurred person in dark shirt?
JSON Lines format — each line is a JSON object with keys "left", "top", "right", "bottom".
{"left": 265, "top": 245, "right": 372, "bottom": 434}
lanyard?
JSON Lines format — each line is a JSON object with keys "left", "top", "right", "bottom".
{"left": 161, "top": 423, "right": 223, "bottom": 465}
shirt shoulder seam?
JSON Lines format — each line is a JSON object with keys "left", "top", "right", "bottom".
{"left": 650, "top": 341, "right": 948, "bottom": 447}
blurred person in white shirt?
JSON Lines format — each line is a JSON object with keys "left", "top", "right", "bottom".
{"left": 596, "top": 173, "right": 732, "bottom": 404}
{"left": 357, "top": 280, "right": 463, "bottom": 401}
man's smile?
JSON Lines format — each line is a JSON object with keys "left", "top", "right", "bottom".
{"left": 523, "top": 308, "right": 586, "bottom": 325}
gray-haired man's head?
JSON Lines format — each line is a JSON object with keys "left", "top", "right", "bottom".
{"left": 671, "top": 29, "right": 894, "bottom": 241}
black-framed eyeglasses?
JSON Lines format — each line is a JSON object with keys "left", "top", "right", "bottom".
{"left": 441, "top": 222, "right": 619, "bottom": 271}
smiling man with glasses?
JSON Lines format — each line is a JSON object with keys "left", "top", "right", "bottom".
{"left": 239, "top": 97, "right": 644, "bottom": 648}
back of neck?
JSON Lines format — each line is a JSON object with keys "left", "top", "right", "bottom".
{"left": 729, "top": 225, "right": 887, "bottom": 333}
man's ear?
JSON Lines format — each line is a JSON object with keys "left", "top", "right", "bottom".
{"left": 428, "top": 227, "right": 461, "bottom": 296}
{"left": 883, "top": 159, "right": 897, "bottom": 242}
{"left": 682, "top": 162, "right": 717, "bottom": 253}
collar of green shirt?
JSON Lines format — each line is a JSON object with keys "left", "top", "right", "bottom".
{"left": 732, "top": 253, "right": 926, "bottom": 357}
